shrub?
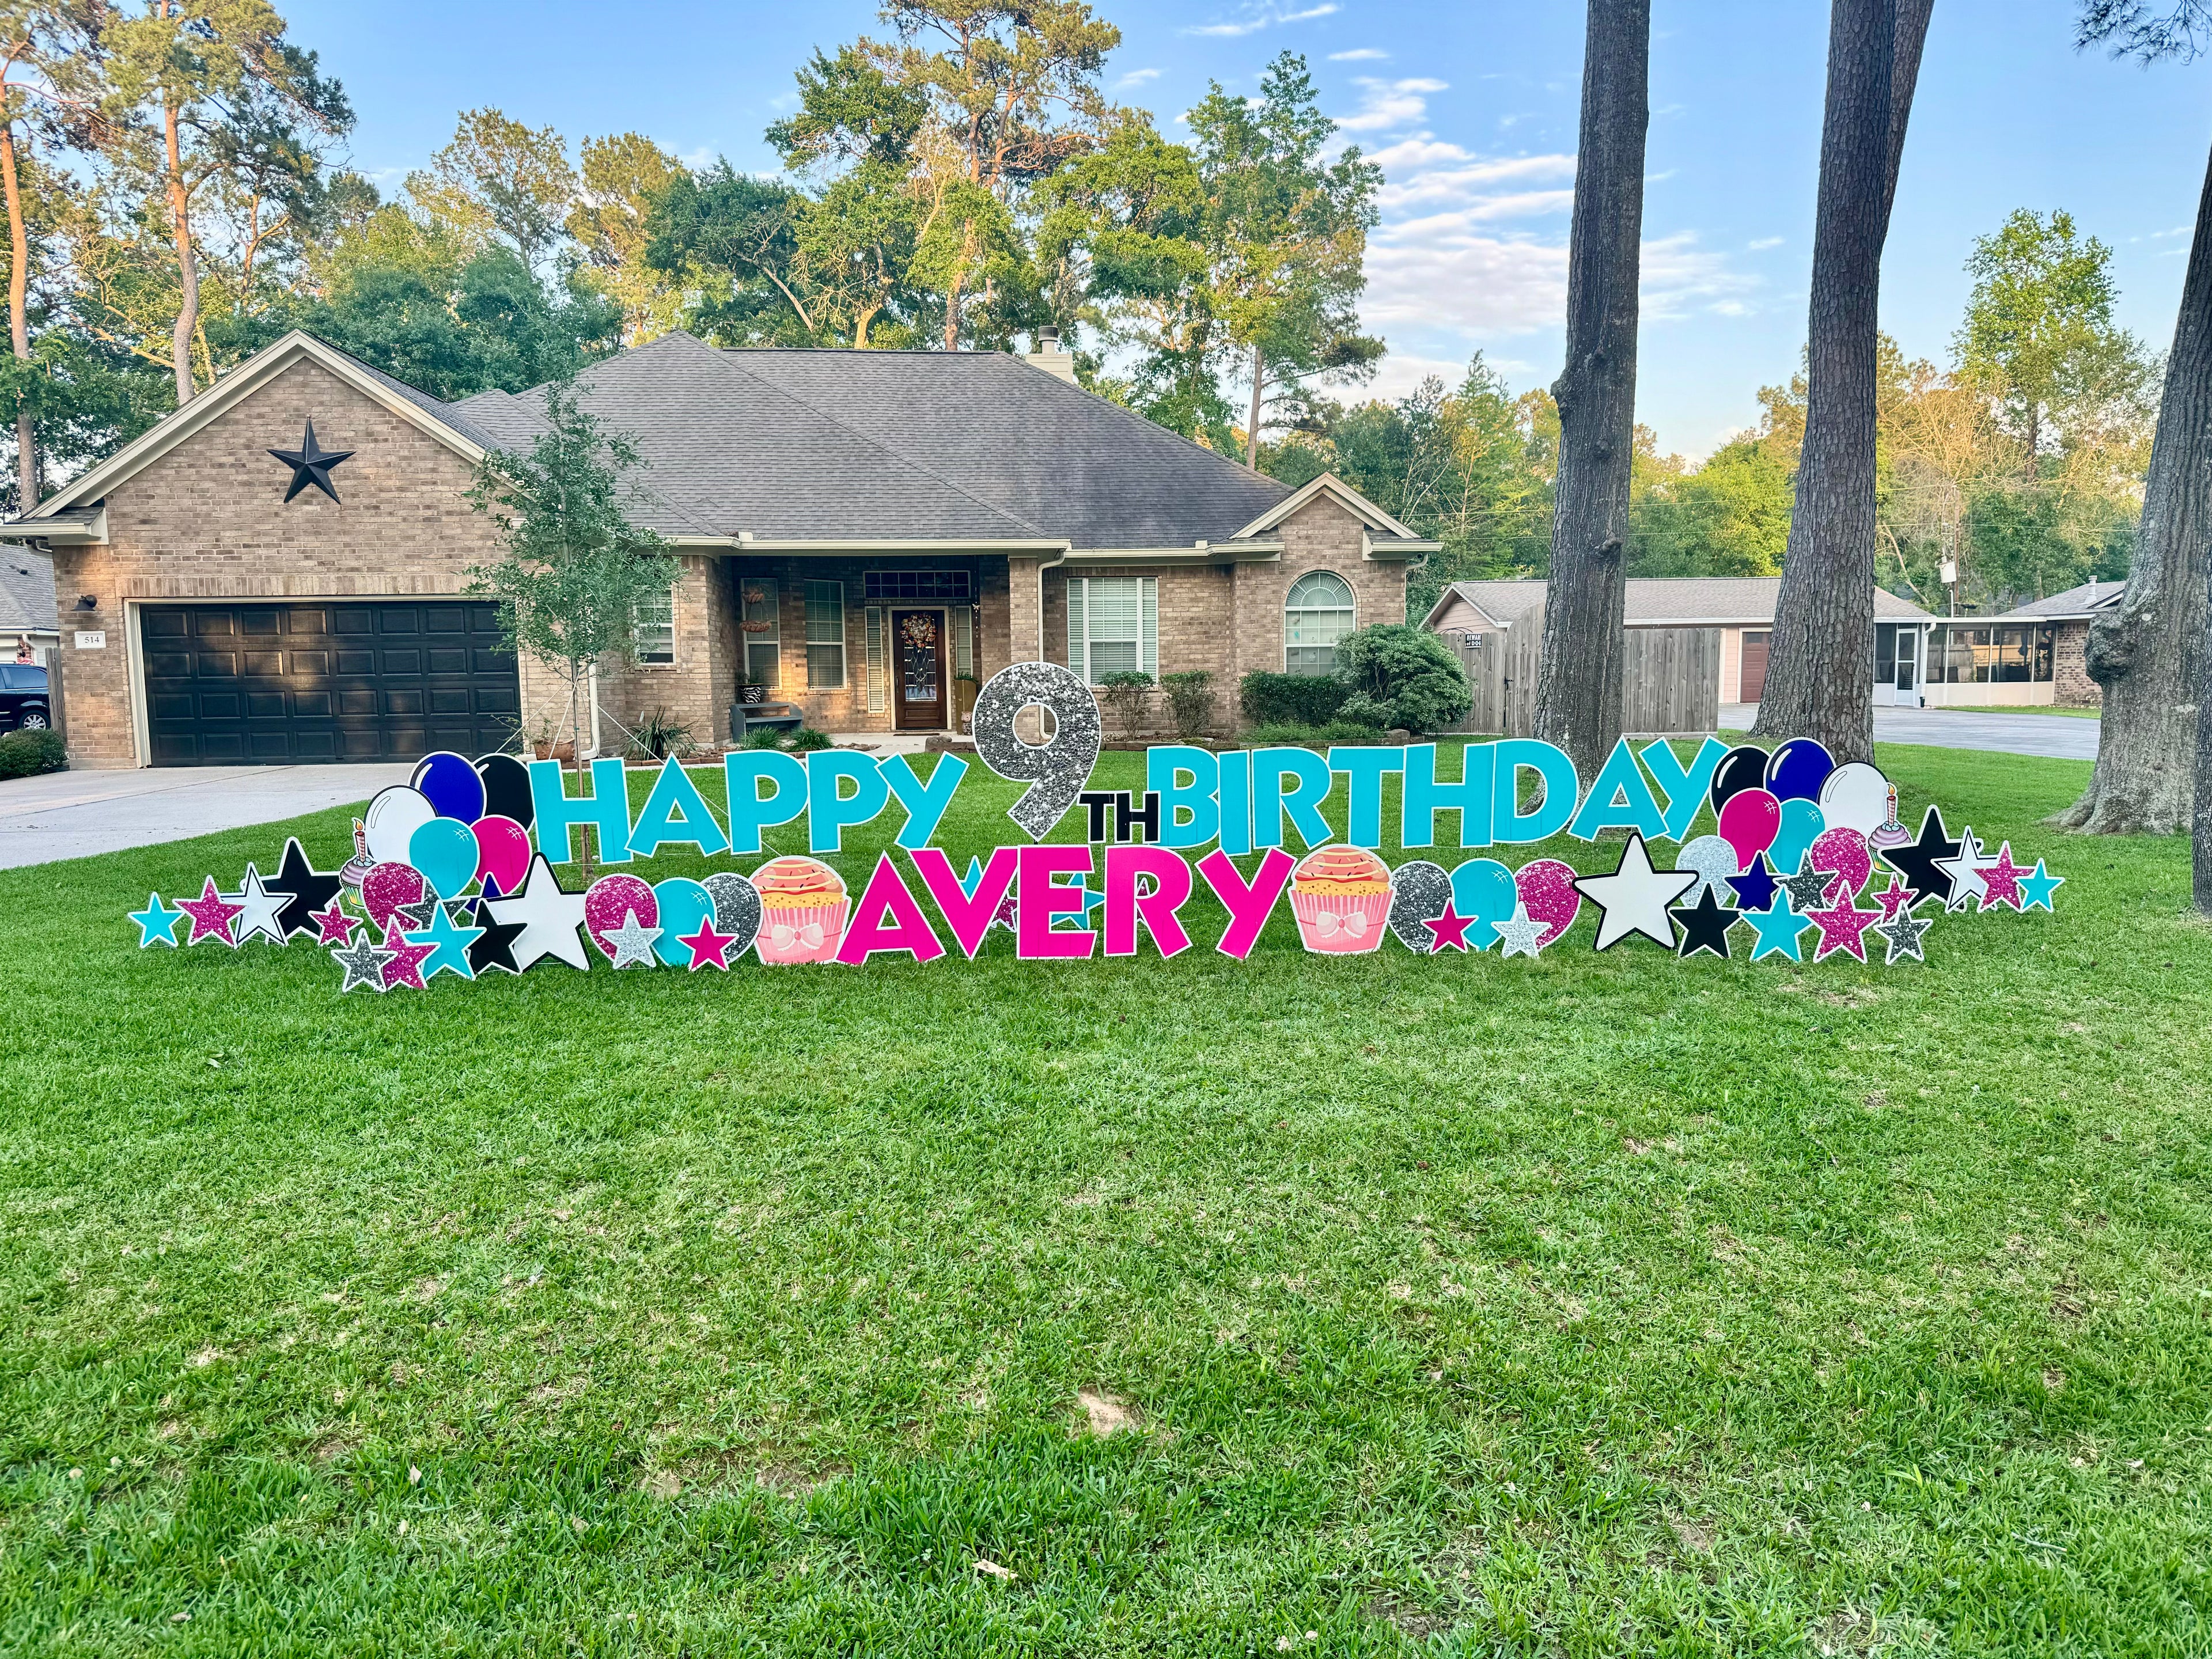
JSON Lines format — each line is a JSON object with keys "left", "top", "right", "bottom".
{"left": 1239, "top": 671, "right": 1350, "bottom": 728}
{"left": 741, "top": 724, "right": 834, "bottom": 753}
{"left": 1097, "top": 670, "right": 1154, "bottom": 740}
{"left": 628, "top": 704, "right": 694, "bottom": 761}
{"left": 1158, "top": 670, "right": 1217, "bottom": 740}
{"left": 0, "top": 728, "right": 66, "bottom": 779}
{"left": 1333, "top": 624, "right": 1471, "bottom": 734}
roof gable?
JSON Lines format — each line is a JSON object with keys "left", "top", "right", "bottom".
{"left": 1234, "top": 471, "right": 1424, "bottom": 541}
{"left": 24, "top": 332, "right": 489, "bottom": 520}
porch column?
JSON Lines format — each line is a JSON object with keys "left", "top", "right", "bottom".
{"left": 1007, "top": 556, "right": 1047, "bottom": 661}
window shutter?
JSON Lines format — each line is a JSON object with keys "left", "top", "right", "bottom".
{"left": 1067, "top": 577, "right": 1088, "bottom": 685}
{"left": 1141, "top": 577, "right": 1158, "bottom": 676}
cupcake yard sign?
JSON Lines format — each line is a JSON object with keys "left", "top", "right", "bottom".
{"left": 126, "top": 662, "right": 2064, "bottom": 990}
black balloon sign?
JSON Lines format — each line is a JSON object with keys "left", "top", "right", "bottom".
{"left": 1708, "top": 744, "right": 1770, "bottom": 815}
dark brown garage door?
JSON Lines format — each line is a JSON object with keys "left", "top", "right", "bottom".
{"left": 1738, "top": 630, "right": 1771, "bottom": 704}
{"left": 142, "top": 601, "right": 520, "bottom": 766}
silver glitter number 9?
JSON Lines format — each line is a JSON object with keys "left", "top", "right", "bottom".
{"left": 971, "top": 661, "right": 1103, "bottom": 840}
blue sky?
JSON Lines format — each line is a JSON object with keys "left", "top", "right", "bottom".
{"left": 285, "top": 0, "right": 2212, "bottom": 457}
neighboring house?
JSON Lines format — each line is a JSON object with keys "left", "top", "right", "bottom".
{"left": 1423, "top": 576, "right": 1940, "bottom": 708}
{"left": 1921, "top": 579, "right": 2118, "bottom": 709}
{"left": 0, "top": 547, "right": 57, "bottom": 665}
{"left": 0, "top": 329, "right": 1430, "bottom": 770}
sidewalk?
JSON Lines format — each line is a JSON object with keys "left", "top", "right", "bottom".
{"left": 0, "top": 763, "right": 411, "bottom": 869}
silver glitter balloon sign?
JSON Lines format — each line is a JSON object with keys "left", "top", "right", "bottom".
{"left": 701, "top": 870, "right": 763, "bottom": 960}
{"left": 971, "top": 661, "right": 1103, "bottom": 840}
{"left": 1387, "top": 859, "right": 1455, "bottom": 953}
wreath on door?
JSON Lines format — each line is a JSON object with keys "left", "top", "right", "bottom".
{"left": 900, "top": 615, "right": 938, "bottom": 652}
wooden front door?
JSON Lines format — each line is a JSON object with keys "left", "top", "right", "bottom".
{"left": 892, "top": 608, "right": 947, "bottom": 729}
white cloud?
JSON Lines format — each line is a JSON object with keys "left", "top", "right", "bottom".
{"left": 1358, "top": 135, "right": 1758, "bottom": 349}
{"left": 1747, "top": 236, "right": 1784, "bottom": 251}
{"left": 1328, "top": 47, "right": 1388, "bottom": 60}
{"left": 1115, "top": 67, "right": 1160, "bottom": 88}
{"left": 1183, "top": 2, "right": 1337, "bottom": 36}
{"left": 1336, "top": 76, "right": 1449, "bottom": 133}
{"left": 1362, "top": 351, "right": 1487, "bottom": 404}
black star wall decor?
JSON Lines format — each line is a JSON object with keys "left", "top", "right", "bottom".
{"left": 268, "top": 419, "right": 354, "bottom": 503}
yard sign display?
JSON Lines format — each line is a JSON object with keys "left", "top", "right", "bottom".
{"left": 126, "top": 662, "right": 2065, "bottom": 991}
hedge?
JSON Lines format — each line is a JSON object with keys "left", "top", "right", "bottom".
{"left": 1238, "top": 672, "right": 1354, "bottom": 728}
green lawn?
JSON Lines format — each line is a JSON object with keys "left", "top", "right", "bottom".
{"left": 3, "top": 742, "right": 2207, "bottom": 1656}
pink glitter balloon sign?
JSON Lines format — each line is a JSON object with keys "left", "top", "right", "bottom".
{"left": 1513, "top": 858, "right": 1582, "bottom": 950}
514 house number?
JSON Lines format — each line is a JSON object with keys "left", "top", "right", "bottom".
{"left": 75, "top": 630, "right": 107, "bottom": 650}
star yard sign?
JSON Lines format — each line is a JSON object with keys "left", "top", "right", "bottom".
{"left": 268, "top": 419, "right": 354, "bottom": 503}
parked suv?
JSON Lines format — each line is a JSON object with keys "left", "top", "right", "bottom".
{"left": 0, "top": 662, "right": 51, "bottom": 730}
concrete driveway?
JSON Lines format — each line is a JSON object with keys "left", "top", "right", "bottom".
{"left": 0, "top": 763, "right": 412, "bottom": 869}
{"left": 1721, "top": 704, "right": 2099, "bottom": 762}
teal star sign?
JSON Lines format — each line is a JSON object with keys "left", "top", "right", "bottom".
{"left": 2019, "top": 861, "right": 2064, "bottom": 912}
{"left": 130, "top": 892, "right": 188, "bottom": 948}
{"left": 404, "top": 900, "right": 484, "bottom": 982}
{"left": 1745, "top": 893, "right": 1816, "bottom": 963}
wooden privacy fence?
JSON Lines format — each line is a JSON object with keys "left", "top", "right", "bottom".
{"left": 1438, "top": 605, "right": 1719, "bottom": 737}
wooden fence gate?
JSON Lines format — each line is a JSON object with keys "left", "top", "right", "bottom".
{"left": 1438, "top": 607, "right": 1719, "bottom": 737}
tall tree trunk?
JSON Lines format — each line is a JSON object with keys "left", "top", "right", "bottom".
{"left": 164, "top": 96, "right": 199, "bottom": 406}
{"left": 1750, "top": 0, "right": 1930, "bottom": 764}
{"left": 0, "top": 121, "right": 33, "bottom": 512}
{"left": 2088, "top": 130, "right": 2212, "bottom": 842}
{"left": 1531, "top": 0, "right": 1649, "bottom": 784}
{"left": 1247, "top": 342, "right": 1264, "bottom": 471}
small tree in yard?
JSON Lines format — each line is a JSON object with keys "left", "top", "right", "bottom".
{"left": 467, "top": 378, "right": 677, "bottom": 810}
{"left": 1334, "top": 624, "right": 1472, "bottom": 735}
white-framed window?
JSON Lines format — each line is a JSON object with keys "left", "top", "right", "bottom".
{"left": 740, "top": 578, "right": 779, "bottom": 686}
{"left": 864, "top": 605, "right": 888, "bottom": 713}
{"left": 953, "top": 605, "right": 974, "bottom": 677}
{"left": 1284, "top": 569, "right": 1355, "bottom": 675}
{"left": 805, "top": 580, "right": 846, "bottom": 688}
{"left": 632, "top": 585, "right": 675, "bottom": 665}
{"left": 1067, "top": 575, "right": 1157, "bottom": 684}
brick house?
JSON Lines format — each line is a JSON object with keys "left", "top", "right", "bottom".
{"left": 3, "top": 329, "right": 1429, "bottom": 769}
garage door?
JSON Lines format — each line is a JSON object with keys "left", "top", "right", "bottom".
{"left": 1738, "top": 630, "right": 1771, "bottom": 704}
{"left": 141, "top": 601, "right": 520, "bottom": 766}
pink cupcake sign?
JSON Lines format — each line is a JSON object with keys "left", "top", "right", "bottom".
{"left": 1289, "top": 844, "right": 1392, "bottom": 954}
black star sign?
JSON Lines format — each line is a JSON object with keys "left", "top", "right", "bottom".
{"left": 1881, "top": 804, "right": 1963, "bottom": 910}
{"left": 1671, "top": 885, "right": 1740, "bottom": 960}
{"left": 266, "top": 836, "right": 344, "bottom": 939}
{"left": 268, "top": 419, "right": 354, "bottom": 503}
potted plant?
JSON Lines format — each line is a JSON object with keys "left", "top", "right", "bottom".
{"left": 736, "top": 671, "right": 769, "bottom": 707}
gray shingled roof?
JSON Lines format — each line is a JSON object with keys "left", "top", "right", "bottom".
{"left": 321, "top": 342, "right": 505, "bottom": 453}
{"left": 1993, "top": 579, "right": 2126, "bottom": 622}
{"left": 0, "top": 547, "right": 55, "bottom": 633}
{"left": 1437, "top": 576, "right": 1936, "bottom": 627}
{"left": 448, "top": 332, "right": 1287, "bottom": 548}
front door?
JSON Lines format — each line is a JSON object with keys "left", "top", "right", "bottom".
{"left": 1895, "top": 628, "right": 1918, "bottom": 700}
{"left": 893, "top": 608, "right": 946, "bottom": 730}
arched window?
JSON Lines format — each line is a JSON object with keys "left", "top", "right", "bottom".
{"left": 1284, "top": 570, "right": 1355, "bottom": 675}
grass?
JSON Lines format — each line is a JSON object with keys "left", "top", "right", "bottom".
{"left": 2, "top": 741, "right": 2208, "bottom": 1656}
